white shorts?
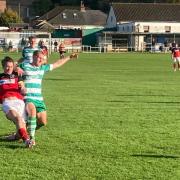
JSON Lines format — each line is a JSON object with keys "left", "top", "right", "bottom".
{"left": 173, "top": 57, "right": 180, "bottom": 63}
{"left": 2, "top": 99, "right": 27, "bottom": 123}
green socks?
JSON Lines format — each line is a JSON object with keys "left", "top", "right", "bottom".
{"left": 27, "top": 117, "right": 37, "bottom": 140}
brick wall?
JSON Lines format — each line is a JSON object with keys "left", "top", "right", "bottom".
{"left": 0, "top": 0, "right": 6, "bottom": 12}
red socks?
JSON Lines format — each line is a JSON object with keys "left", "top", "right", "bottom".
{"left": 18, "top": 128, "right": 29, "bottom": 141}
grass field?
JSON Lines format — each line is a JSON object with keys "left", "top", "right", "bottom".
{"left": 0, "top": 52, "right": 180, "bottom": 179}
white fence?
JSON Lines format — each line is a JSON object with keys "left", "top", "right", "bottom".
{"left": 0, "top": 31, "right": 171, "bottom": 54}
{"left": 0, "top": 31, "right": 51, "bottom": 53}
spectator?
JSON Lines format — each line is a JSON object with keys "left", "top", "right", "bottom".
{"left": 58, "top": 42, "right": 66, "bottom": 59}
{"left": 54, "top": 40, "right": 58, "bottom": 52}
{"left": 8, "top": 40, "right": 13, "bottom": 52}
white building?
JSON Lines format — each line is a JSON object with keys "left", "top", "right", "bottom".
{"left": 103, "top": 3, "right": 180, "bottom": 51}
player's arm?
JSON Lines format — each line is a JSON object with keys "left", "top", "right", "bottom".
{"left": 17, "top": 57, "right": 24, "bottom": 64}
{"left": 18, "top": 74, "right": 26, "bottom": 95}
{"left": 18, "top": 80, "right": 26, "bottom": 95}
{"left": 52, "top": 53, "right": 78, "bottom": 70}
{"left": 13, "top": 62, "right": 24, "bottom": 76}
{"left": 0, "top": 90, "right": 2, "bottom": 104}
{"left": 171, "top": 51, "right": 174, "bottom": 59}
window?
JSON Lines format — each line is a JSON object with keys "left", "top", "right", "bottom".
{"left": 143, "top": 26, "right": 149, "bottom": 32}
{"left": 165, "top": 26, "right": 171, "bottom": 32}
{"left": 62, "top": 13, "right": 67, "bottom": 19}
{"left": 26, "top": 8, "right": 29, "bottom": 17}
{"left": 73, "top": 13, "right": 78, "bottom": 18}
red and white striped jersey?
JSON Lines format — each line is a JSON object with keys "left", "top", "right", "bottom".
{"left": 0, "top": 72, "right": 23, "bottom": 103}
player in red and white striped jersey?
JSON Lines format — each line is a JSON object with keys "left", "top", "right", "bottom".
{"left": 0, "top": 56, "right": 32, "bottom": 148}
{"left": 171, "top": 43, "right": 180, "bottom": 71}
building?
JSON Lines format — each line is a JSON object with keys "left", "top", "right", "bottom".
{"left": 103, "top": 3, "right": 180, "bottom": 51}
{"left": 36, "top": 1, "right": 107, "bottom": 47}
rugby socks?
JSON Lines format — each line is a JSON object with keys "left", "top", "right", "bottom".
{"left": 27, "top": 117, "right": 37, "bottom": 140}
{"left": 36, "top": 122, "right": 44, "bottom": 130}
{"left": 173, "top": 63, "right": 176, "bottom": 71}
{"left": 18, "top": 128, "right": 29, "bottom": 141}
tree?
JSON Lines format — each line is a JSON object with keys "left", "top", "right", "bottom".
{"left": 60, "top": 0, "right": 79, "bottom": 5}
{"left": 0, "top": 8, "right": 22, "bottom": 26}
{"left": 166, "top": 0, "right": 180, "bottom": 2}
{"left": 32, "top": 0, "right": 54, "bottom": 16}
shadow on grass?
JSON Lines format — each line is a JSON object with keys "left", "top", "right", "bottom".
{"left": 0, "top": 144, "right": 24, "bottom": 149}
{"left": 116, "top": 94, "right": 180, "bottom": 97}
{"left": 108, "top": 100, "right": 180, "bottom": 104}
{"left": 131, "top": 154, "right": 179, "bottom": 159}
{"left": 0, "top": 133, "right": 12, "bottom": 140}
{"left": 0, "top": 136, "right": 24, "bottom": 149}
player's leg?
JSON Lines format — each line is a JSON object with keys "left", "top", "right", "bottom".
{"left": 6, "top": 110, "right": 29, "bottom": 143}
{"left": 4, "top": 100, "right": 31, "bottom": 148}
{"left": 2, "top": 99, "right": 30, "bottom": 146}
{"left": 173, "top": 58, "right": 177, "bottom": 71}
{"left": 177, "top": 57, "right": 180, "bottom": 70}
{"left": 36, "top": 111, "right": 47, "bottom": 130}
{"left": 26, "top": 102, "right": 37, "bottom": 143}
{"left": 35, "top": 100, "right": 47, "bottom": 130}
{"left": 60, "top": 51, "right": 65, "bottom": 59}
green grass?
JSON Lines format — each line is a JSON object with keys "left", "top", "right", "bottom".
{"left": 0, "top": 52, "right": 180, "bottom": 179}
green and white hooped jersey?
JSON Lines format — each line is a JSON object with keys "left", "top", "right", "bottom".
{"left": 20, "top": 63, "right": 53, "bottom": 101}
{"left": 22, "top": 46, "right": 40, "bottom": 63}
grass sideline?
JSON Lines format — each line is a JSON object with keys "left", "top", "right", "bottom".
{"left": 0, "top": 52, "right": 180, "bottom": 179}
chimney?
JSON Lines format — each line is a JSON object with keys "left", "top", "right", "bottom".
{"left": 80, "top": 1, "right": 85, "bottom": 12}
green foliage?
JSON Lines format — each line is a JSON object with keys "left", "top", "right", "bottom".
{"left": 0, "top": 8, "right": 22, "bottom": 26}
{"left": 32, "top": 0, "right": 54, "bottom": 16}
{"left": 0, "top": 52, "right": 180, "bottom": 179}
{"left": 60, "top": 0, "right": 79, "bottom": 5}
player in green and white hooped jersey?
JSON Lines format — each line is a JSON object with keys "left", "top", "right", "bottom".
{"left": 21, "top": 36, "right": 40, "bottom": 64}
{"left": 19, "top": 50, "right": 78, "bottom": 146}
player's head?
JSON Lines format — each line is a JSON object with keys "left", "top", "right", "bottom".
{"left": 172, "top": 42, "right": 176, "bottom": 47}
{"left": 32, "top": 50, "right": 45, "bottom": 66}
{"left": 1, "top": 56, "right": 14, "bottom": 74}
{"left": 41, "top": 41, "right": 45, "bottom": 46}
{"left": 29, "top": 36, "right": 36, "bottom": 47}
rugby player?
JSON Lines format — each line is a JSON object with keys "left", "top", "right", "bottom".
{"left": 19, "top": 50, "right": 78, "bottom": 146}
{"left": 0, "top": 56, "right": 32, "bottom": 148}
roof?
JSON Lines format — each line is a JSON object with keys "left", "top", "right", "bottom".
{"left": 36, "top": 20, "right": 54, "bottom": 30}
{"left": 38, "top": 6, "right": 82, "bottom": 21}
{"left": 112, "top": 3, "right": 180, "bottom": 22}
{"left": 83, "top": 10, "right": 107, "bottom": 26}
{"left": 48, "top": 9, "right": 107, "bottom": 26}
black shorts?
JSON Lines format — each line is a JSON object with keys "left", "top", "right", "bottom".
{"left": 60, "top": 51, "right": 65, "bottom": 55}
